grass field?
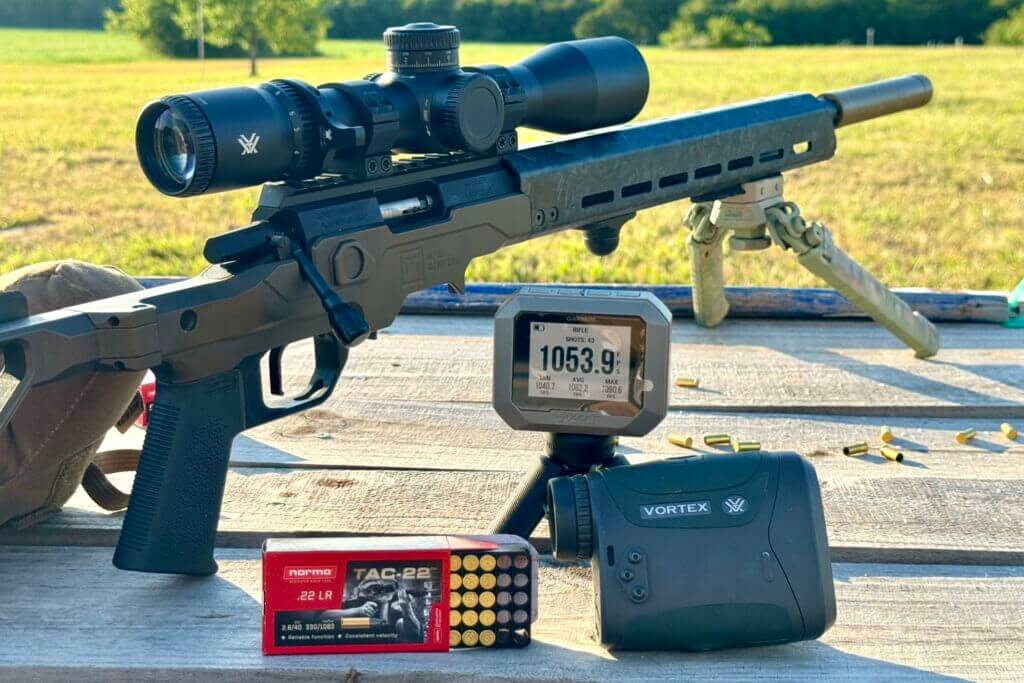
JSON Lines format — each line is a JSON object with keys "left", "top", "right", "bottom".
{"left": 1, "top": 28, "right": 1022, "bottom": 290}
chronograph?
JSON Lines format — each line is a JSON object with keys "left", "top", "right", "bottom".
{"left": 492, "top": 287, "right": 671, "bottom": 437}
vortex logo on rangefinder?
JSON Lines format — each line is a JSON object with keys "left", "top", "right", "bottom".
{"left": 640, "top": 500, "right": 711, "bottom": 519}
{"left": 722, "top": 496, "right": 749, "bottom": 515}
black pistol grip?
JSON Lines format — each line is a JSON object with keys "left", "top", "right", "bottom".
{"left": 113, "top": 369, "right": 246, "bottom": 576}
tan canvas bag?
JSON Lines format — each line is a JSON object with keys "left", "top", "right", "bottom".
{"left": 0, "top": 261, "right": 145, "bottom": 529}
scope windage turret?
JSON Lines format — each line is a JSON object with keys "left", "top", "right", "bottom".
{"left": 135, "top": 23, "right": 649, "bottom": 197}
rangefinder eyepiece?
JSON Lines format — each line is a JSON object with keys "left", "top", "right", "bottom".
{"left": 136, "top": 23, "right": 649, "bottom": 197}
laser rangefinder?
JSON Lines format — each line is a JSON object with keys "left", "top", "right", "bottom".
{"left": 547, "top": 451, "right": 836, "bottom": 650}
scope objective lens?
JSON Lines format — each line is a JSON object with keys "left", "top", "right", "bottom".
{"left": 152, "top": 109, "right": 196, "bottom": 187}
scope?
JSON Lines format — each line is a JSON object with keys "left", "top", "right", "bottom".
{"left": 492, "top": 287, "right": 671, "bottom": 437}
{"left": 136, "top": 22, "right": 649, "bottom": 197}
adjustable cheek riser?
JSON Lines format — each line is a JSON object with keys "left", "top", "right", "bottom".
{"left": 559, "top": 452, "right": 836, "bottom": 651}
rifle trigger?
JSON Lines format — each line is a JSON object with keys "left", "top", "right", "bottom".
{"left": 268, "top": 346, "right": 285, "bottom": 396}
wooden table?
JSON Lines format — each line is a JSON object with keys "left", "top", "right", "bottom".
{"left": 2, "top": 313, "right": 1022, "bottom": 681}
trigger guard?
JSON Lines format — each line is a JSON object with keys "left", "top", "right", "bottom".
{"left": 238, "top": 333, "right": 347, "bottom": 426}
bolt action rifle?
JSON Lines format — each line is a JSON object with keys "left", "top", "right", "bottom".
{"left": 0, "top": 25, "right": 939, "bottom": 576}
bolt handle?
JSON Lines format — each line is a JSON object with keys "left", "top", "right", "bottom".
{"left": 291, "top": 244, "right": 370, "bottom": 347}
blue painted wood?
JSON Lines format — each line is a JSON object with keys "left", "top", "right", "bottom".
{"left": 136, "top": 278, "right": 1008, "bottom": 323}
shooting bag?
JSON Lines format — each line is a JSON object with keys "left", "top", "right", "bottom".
{"left": 0, "top": 260, "right": 145, "bottom": 529}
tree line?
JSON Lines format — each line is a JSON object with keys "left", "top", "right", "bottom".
{"left": 3, "top": 0, "right": 1023, "bottom": 48}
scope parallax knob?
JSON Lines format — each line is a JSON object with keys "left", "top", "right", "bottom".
{"left": 383, "top": 23, "right": 460, "bottom": 72}
{"left": 439, "top": 74, "right": 505, "bottom": 154}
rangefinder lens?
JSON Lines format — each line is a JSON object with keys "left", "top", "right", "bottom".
{"left": 152, "top": 109, "right": 196, "bottom": 188}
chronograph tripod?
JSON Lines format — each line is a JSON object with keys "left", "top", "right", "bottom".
{"left": 488, "top": 288, "right": 672, "bottom": 538}
{"left": 491, "top": 432, "right": 621, "bottom": 538}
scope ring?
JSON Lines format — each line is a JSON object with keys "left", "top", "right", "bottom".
{"left": 571, "top": 474, "right": 593, "bottom": 561}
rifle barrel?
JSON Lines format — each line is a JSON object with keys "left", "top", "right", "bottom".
{"left": 820, "top": 74, "right": 933, "bottom": 127}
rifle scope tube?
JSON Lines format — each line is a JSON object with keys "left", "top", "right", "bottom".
{"left": 135, "top": 23, "right": 649, "bottom": 197}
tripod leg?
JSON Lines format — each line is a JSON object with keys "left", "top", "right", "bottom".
{"left": 490, "top": 456, "right": 567, "bottom": 537}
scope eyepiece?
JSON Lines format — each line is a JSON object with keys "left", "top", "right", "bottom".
{"left": 136, "top": 22, "right": 650, "bottom": 197}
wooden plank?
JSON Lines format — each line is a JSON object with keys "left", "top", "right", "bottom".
{"left": 194, "top": 401, "right": 1024, "bottom": 476}
{"left": 137, "top": 278, "right": 1010, "bottom": 323}
{"left": 7, "top": 454, "right": 1024, "bottom": 564}
{"left": 295, "top": 317, "right": 1024, "bottom": 416}
{"left": 0, "top": 546, "right": 1021, "bottom": 681}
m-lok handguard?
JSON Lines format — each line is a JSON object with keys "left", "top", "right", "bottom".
{"left": 0, "top": 73, "right": 936, "bottom": 575}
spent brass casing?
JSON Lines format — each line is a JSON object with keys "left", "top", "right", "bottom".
{"left": 879, "top": 445, "right": 904, "bottom": 462}
{"left": 668, "top": 434, "right": 694, "bottom": 448}
{"left": 732, "top": 440, "right": 761, "bottom": 453}
{"left": 843, "top": 442, "right": 870, "bottom": 456}
{"left": 880, "top": 426, "right": 894, "bottom": 443}
{"left": 704, "top": 434, "right": 731, "bottom": 445}
{"left": 675, "top": 377, "right": 700, "bottom": 388}
{"left": 955, "top": 429, "right": 977, "bottom": 444}
{"left": 1001, "top": 423, "right": 1018, "bottom": 440}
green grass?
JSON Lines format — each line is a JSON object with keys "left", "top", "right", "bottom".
{"left": 0, "top": 28, "right": 153, "bottom": 63}
{"left": 1, "top": 28, "right": 1022, "bottom": 290}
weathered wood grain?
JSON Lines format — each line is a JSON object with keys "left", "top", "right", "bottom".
{"left": 0, "top": 546, "right": 1021, "bottom": 681}
{"left": 100, "top": 401, "right": 1024, "bottom": 476}
{"left": 309, "top": 317, "right": 1024, "bottom": 415}
{"left": 7, "top": 454, "right": 1024, "bottom": 565}
{"left": 201, "top": 402, "right": 1024, "bottom": 478}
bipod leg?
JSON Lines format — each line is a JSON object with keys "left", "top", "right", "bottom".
{"left": 766, "top": 203, "right": 940, "bottom": 358}
{"left": 686, "top": 204, "right": 730, "bottom": 327}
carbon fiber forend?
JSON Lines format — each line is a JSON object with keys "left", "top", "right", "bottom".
{"left": 506, "top": 92, "right": 838, "bottom": 235}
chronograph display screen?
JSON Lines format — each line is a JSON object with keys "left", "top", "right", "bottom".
{"left": 509, "top": 311, "right": 646, "bottom": 416}
{"left": 527, "top": 321, "right": 631, "bottom": 403}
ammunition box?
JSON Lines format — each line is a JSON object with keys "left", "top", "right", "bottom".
{"left": 262, "top": 534, "right": 535, "bottom": 655}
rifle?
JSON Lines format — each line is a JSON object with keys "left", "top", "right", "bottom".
{"left": 0, "top": 26, "right": 937, "bottom": 576}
